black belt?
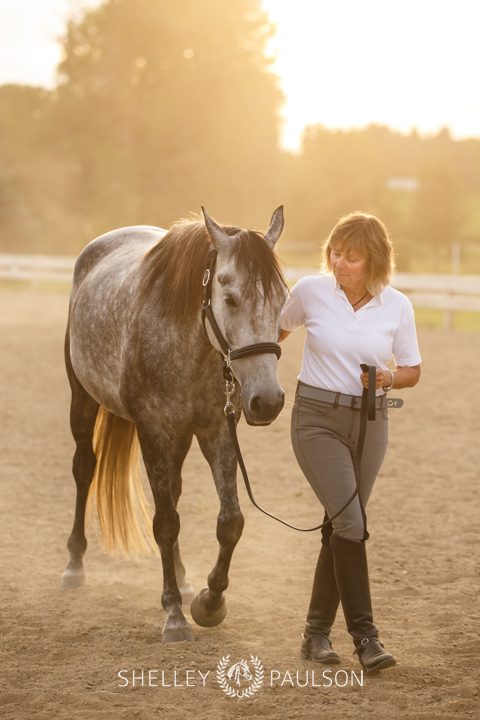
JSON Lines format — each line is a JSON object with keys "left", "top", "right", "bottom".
{"left": 296, "top": 380, "right": 403, "bottom": 412}
{"left": 296, "top": 382, "right": 388, "bottom": 411}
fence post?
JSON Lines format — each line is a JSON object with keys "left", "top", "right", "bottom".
{"left": 451, "top": 242, "right": 461, "bottom": 274}
{"left": 445, "top": 242, "right": 461, "bottom": 329}
{"left": 443, "top": 309, "right": 454, "bottom": 330}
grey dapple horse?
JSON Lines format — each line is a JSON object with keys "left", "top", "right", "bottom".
{"left": 61, "top": 207, "right": 287, "bottom": 642}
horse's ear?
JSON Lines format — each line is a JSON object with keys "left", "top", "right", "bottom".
{"left": 264, "top": 205, "right": 284, "bottom": 249}
{"left": 202, "top": 207, "right": 229, "bottom": 251}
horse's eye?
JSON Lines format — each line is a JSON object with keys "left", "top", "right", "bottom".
{"left": 224, "top": 296, "right": 237, "bottom": 308}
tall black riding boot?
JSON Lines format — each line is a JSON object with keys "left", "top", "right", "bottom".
{"left": 330, "top": 534, "right": 396, "bottom": 673}
{"left": 300, "top": 543, "right": 341, "bottom": 664}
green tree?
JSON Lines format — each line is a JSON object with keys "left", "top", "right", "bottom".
{"left": 412, "top": 151, "right": 465, "bottom": 271}
{"left": 284, "top": 124, "right": 386, "bottom": 244}
{"left": 0, "top": 86, "right": 54, "bottom": 251}
{"left": 54, "top": 0, "right": 284, "bottom": 235}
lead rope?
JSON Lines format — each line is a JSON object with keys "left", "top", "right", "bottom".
{"left": 224, "top": 365, "right": 376, "bottom": 532}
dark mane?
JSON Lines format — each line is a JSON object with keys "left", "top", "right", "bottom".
{"left": 138, "top": 218, "right": 286, "bottom": 323}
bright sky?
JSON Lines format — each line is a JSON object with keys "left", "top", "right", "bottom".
{"left": 0, "top": 1, "right": 97, "bottom": 86}
{"left": 0, "top": 0, "right": 479, "bottom": 150}
{"left": 263, "top": 0, "right": 480, "bottom": 148}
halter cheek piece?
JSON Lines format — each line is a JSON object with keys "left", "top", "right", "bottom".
{"left": 200, "top": 249, "right": 401, "bottom": 534}
{"left": 201, "top": 248, "right": 282, "bottom": 413}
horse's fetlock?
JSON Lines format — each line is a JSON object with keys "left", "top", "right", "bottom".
{"left": 208, "top": 579, "right": 229, "bottom": 597}
{"left": 67, "top": 535, "right": 87, "bottom": 559}
{"left": 161, "top": 591, "right": 184, "bottom": 616}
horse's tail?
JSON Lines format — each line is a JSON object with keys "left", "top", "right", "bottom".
{"left": 87, "top": 406, "right": 159, "bottom": 557}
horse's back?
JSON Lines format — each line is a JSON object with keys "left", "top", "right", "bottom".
{"left": 72, "top": 226, "right": 166, "bottom": 291}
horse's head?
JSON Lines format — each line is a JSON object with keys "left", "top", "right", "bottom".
{"left": 239, "top": 659, "right": 252, "bottom": 681}
{"left": 203, "top": 207, "right": 287, "bottom": 426}
{"left": 227, "top": 659, "right": 253, "bottom": 685}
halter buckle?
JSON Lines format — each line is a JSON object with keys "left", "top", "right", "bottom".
{"left": 202, "top": 269, "right": 211, "bottom": 287}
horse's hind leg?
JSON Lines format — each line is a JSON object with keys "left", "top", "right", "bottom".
{"left": 60, "top": 328, "right": 99, "bottom": 589}
{"left": 136, "top": 423, "right": 194, "bottom": 643}
{"left": 190, "top": 429, "right": 244, "bottom": 627}
{"left": 169, "top": 433, "right": 196, "bottom": 605}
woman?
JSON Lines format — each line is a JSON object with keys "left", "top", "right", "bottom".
{"left": 280, "top": 212, "right": 421, "bottom": 673}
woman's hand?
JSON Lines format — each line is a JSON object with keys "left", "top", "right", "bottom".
{"left": 360, "top": 366, "right": 390, "bottom": 390}
{"left": 360, "top": 365, "right": 421, "bottom": 390}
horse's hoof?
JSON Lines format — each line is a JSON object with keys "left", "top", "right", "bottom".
{"left": 190, "top": 588, "right": 227, "bottom": 628}
{"left": 60, "top": 567, "right": 86, "bottom": 590}
{"left": 179, "top": 582, "right": 195, "bottom": 606}
{"left": 162, "top": 626, "right": 195, "bottom": 643}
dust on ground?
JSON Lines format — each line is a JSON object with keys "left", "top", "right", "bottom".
{"left": 1, "top": 289, "right": 479, "bottom": 720}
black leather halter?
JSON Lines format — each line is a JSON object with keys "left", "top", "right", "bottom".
{"left": 201, "top": 249, "right": 282, "bottom": 382}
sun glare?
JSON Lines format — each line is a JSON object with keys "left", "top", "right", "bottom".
{"left": 261, "top": 0, "right": 480, "bottom": 149}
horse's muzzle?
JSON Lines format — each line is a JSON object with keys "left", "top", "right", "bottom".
{"left": 242, "top": 390, "right": 285, "bottom": 426}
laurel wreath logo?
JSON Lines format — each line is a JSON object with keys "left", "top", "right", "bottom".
{"left": 216, "top": 655, "right": 264, "bottom": 698}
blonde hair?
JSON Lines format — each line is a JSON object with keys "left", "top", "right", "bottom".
{"left": 321, "top": 212, "right": 395, "bottom": 296}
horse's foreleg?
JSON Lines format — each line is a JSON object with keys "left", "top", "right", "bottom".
{"left": 137, "top": 423, "right": 194, "bottom": 643}
{"left": 191, "top": 429, "right": 244, "bottom": 627}
{"left": 61, "top": 337, "right": 99, "bottom": 589}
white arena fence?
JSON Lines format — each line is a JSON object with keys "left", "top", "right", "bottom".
{"left": 0, "top": 253, "right": 76, "bottom": 284}
{"left": 2, "top": 254, "right": 480, "bottom": 330}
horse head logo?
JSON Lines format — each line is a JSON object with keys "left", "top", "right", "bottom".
{"left": 227, "top": 659, "right": 253, "bottom": 686}
{"left": 217, "top": 654, "right": 264, "bottom": 698}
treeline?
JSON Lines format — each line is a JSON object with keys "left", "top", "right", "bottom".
{"left": 286, "top": 124, "right": 480, "bottom": 270}
{"left": 1, "top": 0, "right": 480, "bottom": 271}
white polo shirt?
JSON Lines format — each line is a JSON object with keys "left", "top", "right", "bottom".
{"left": 281, "top": 275, "right": 422, "bottom": 396}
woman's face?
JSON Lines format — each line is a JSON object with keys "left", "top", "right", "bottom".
{"left": 330, "top": 245, "right": 369, "bottom": 290}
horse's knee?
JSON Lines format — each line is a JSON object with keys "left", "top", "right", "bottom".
{"left": 216, "top": 511, "right": 244, "bottom": 548}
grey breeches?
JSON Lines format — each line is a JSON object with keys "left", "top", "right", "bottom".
{"left": 291, "top": 391, "right": 389, "bottom": 542}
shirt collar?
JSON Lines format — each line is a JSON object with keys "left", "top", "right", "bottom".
{"left": 334, "top": 279, "right": 384, "bottom": 307}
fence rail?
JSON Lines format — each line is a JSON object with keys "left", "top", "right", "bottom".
{"left": 278, "top": 269, "right": 480, "bottom": 329}
{"left": 2, "top": 254, "right": 480, "bottom": 328}
{"left": 0, "top": 254, "right": 76, "bottom": 284}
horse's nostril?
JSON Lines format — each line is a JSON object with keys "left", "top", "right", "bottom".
{"left": 250, "top": 395, "right": 262, "bottom": 416}
{"left": 250, "top": 392, "right": 284, "bottom": 419}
